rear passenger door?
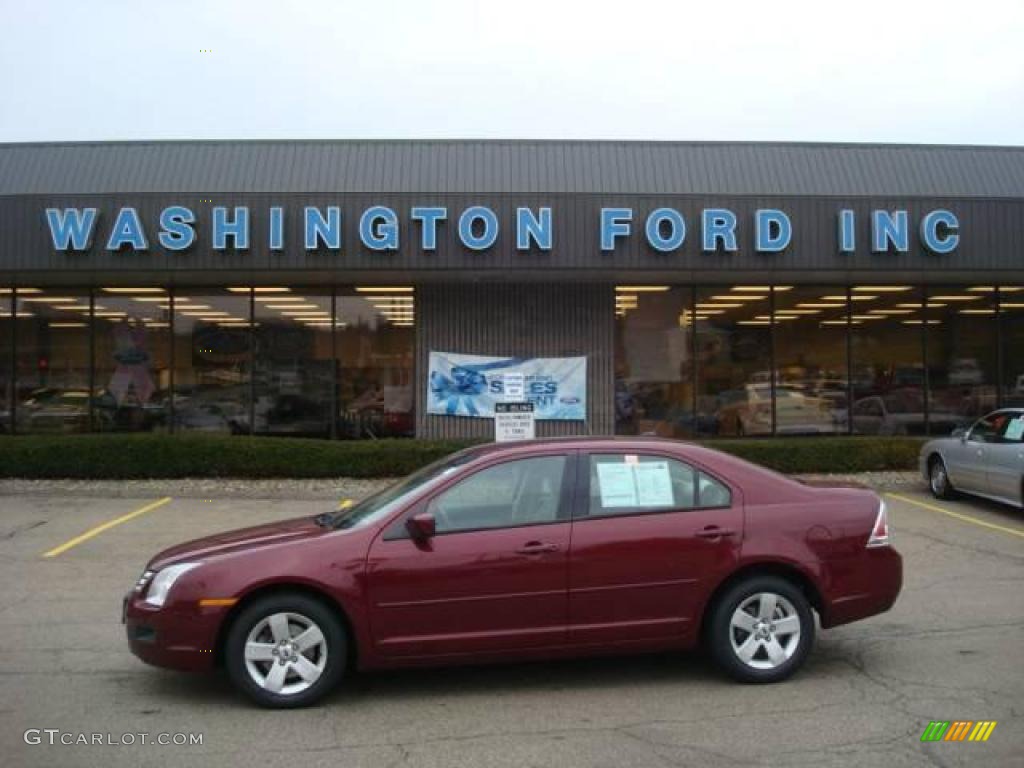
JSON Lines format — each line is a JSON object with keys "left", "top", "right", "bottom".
{"left": 567, "top": 451, "right": 742, "bottom": 645}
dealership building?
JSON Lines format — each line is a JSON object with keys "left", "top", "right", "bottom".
{"left": 0, "top": 140, "right": 1022, "bottom": 440}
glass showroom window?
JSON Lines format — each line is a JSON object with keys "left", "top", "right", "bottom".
{"left": 925, "top": 286, "right": 998, "bottom": 431}
{"left": 1000, "top": 286, "right": 1024, "bottom": 407}
{"left": 250, "top": 286, "right": 333, "bottom": 438}
{"left": 849, "top": 285, "right": 930, "bottom": 436}
{"left": 772, "top": 286, "right": 849, "bottom": 434}
{"left": 92, "top": 287, "right": 172, "bottom": 432}
{"left": 335, "top": 287, "right": 414, "bottom": 438}
{"left": 0, "top": 288, "right": 11, "bottom": 434}
{"left": 172, "top": 288, "right": 252, "bottom": 435}
{"left": 613, "top": 286, "right": 694, "bottom": 437}
{"left": 13, "top": 288, "right": 92, "bottom": 434}
{"left": 693, "top": 285, "right": 773, "bottom": 436}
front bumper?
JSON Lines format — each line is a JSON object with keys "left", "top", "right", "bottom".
{"left": 123, "top": 592, "right": 224, "bottom": 672}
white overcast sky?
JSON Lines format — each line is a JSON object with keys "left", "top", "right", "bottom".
{"left": 1, "top": 0, "right": 1022, "bottom": 144}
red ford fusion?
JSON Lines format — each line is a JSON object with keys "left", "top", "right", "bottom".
{"left": 124, "top": 438, "right": 902, "bottom": 707}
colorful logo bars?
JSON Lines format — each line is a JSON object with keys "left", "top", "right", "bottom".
{"left": 920, "top": 721, "right": 997, "bottom": 742}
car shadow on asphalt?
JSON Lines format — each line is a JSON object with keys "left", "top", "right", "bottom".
{"left": 136, "top": 649, "right": 731, "bottom": 708}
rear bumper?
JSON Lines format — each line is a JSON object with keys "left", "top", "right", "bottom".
{"left": 124, "top": 593, "right": 222, "bottom": 672}
{"left": 821, "top": 546, "right": 903, "bottom": 629}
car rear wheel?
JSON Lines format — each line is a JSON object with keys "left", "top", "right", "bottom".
{"left": 929, "top": 456, "right": 956, "bottom": 499}
{"left": 708, "top": 576, "right": 814, "bottom": 683}
{"left": 224, "top": 593, "right": 345, "bottom": 708}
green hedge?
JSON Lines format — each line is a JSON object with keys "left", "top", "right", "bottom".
{"left": 705, "top": 436, "right": 926, "bottom": 474}
{"left": 0, "top": 434, "right": 925, "bottom": 480}
{"left": 0, "top": 434, "right": 479, "bottom": 480}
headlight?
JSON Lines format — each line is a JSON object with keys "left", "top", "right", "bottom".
{"left": 133, "top": 570, "right": 155, "bottom": 593}
{"left": 144, "top": 563, "right": 200, "bottom": 607}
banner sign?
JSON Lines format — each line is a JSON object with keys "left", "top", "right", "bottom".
{"left": 427, "top": 351, "right": 586, "bottom": 420}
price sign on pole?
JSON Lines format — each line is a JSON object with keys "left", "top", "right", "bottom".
{"left": 495, "top": 402, "right": 535, "bottom": 442}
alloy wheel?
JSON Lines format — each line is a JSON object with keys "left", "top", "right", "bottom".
{"left": 243, "top": 612, "right": 328, "bottom": 695}
{"left": 728, "top": 592, "right": 802, "bottom": 670}
{"left": 930, "top": 461, "right": 948, "bottom": 496}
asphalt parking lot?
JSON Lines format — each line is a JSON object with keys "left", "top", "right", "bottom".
{"left": 1, "top": 483, "right": 1021, "bottom": 768}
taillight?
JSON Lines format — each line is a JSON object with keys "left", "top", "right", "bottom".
{"left": 866, "top": 499, "right": 891, "bottom": 548}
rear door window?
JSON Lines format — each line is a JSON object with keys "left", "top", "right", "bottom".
{"left": 585, "top": 454, "right": 731, "bottom": 518}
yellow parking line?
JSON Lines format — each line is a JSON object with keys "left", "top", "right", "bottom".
{"left": 886, "top": 492, "right": 1024, "bottom": 539}
{"left": 42, "top": 497, "right": 173, "bottom": 558}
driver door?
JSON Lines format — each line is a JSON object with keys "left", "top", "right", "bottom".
{"left": 987, "top": 413, "right": 1024, "bottom": 503}
{"left": 949, "top": 414, "right": 997, "bottom": 492}
{"left": 366, "top": 452, "right": 575, "bottom": 659}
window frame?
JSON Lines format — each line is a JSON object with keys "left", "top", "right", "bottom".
{"left": 967, "top": 412, "right": 1002, "bottom": 444}
{"left": 415, "top": 451, "right": 577, "bottom": 537}
{"left": 996, "top": 411, "right": 1024, "bottom": 444}
{"left": 574, "top": 450, "right": 733, "bottom": 521}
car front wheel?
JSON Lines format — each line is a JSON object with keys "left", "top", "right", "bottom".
{"left": 708, "top": 576, "right": 814, "bottom": 683}
{"left": 224, "top": 592, "right": 346, "bottom": 708}
{"left": 929, "top": 456, "right": 956, "bottom": 500}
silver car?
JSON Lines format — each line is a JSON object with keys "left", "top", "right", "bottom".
{"left": 920, "top": 408, "right": 1024, "bottom": 509}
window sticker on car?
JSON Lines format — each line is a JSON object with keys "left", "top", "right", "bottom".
{"left": 634, "top": 462, "right": 674, "bottom": 506}
{"left": 624, "top": 454, "right": 639, "bottom": 465}
{"left": 1005, "top": 416, "right": 1024, "bottom": 441}
{"left": 596, "top": 463, "right": 638, "bottom": 507}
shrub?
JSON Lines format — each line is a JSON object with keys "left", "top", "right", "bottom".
{"left": 705, "top": 436, "right": 925, "bottom": 474}
{"left": 0, "top": 434, "right": 479, "bottom": 480}
{"left": 0, "top": 434, "right": 926, "bottom": 480}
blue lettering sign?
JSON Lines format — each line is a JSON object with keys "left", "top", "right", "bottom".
{"left": 158, "top": 206, "right": 195, "bottom": 251}
{"left": 920, "top": 209, "right": 959, "bottom": 254}
{"left": 359, "top": 206, "right": 399, "bottom": 250}
{"left": 837, "top": 209, "right": 855, "bottom": 253}
{"left": 411, "top": 206, "right": 446, "bottom": 250}
{"left": 212, "top": 206, "right": 250, "bottom": 250}
{"left": 458, "top": 206, "right": 498, "bottom": 250}
{"left": 46, "top": 207, "right": 97, "bottom": 251}
{"left": 304, "top": 206, "right": 341, "bottom": 250}
{"left": 645, "top": 208, "right": 686, "bottom": 252}
{"left": 106, "top": 207, "right": 148, "bottom": 250}
{"left": 601, "top": 208, "right": 632, "bottom": 251}
{"left": 755, "top": 209, "right": 791, "bottom": 252}
{"left": 516, "top": 207, "right": 552, "bottom": 250}
{"left": 702, "top": 209, "right": 738, "bottom": 252}
{"left": 871, "top": 210, "right": 909, "bottom": 253}
{"left": 269, "top": 206, "right": 284, "bottom": 250}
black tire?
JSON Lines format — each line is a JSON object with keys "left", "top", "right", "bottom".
{"left": 224, "top": 592, "right": 346, "bottom": 708}
{"left": 928, "top": 455, "right": 956, "bottom": 500}
{"left": 707, "top": 575, "right": 815, "bottom": 684}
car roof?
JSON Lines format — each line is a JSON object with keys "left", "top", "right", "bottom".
{"left": 455, "top": 436, "right": 752, "bottom": 470}
{"left": 461, "top": 435, "right": 688, "bottom": 455}
{"left": 451, "top": 436, "right": 824, "bottom": 504}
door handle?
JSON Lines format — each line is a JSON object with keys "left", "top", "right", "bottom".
{"left": 695, "top": 526, "right": 737, "bottom": 540}
{"left": 515, "top": 541, "right": 560, "bottom": 555}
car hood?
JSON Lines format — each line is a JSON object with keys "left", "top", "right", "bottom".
{"left": 148, "top": 515, "right": 330, "bottom": 570}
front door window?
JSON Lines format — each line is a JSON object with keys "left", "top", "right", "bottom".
{"left": 429, "top": 455, "right": 568, "bottom": 532}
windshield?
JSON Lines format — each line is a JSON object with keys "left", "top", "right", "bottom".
{"left": 325, "top": 449, "right": 480, "bottom": 530}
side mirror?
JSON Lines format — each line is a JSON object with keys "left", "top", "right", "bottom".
{"left": 406, "top": 512, "right": 436, "bottom": 540}
{"left": 951, "top": 427, "right": 967, "bottom": 441}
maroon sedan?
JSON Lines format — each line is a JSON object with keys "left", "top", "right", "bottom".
{"left": 125, "top": 438, "right": 901, "bottom": 707}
